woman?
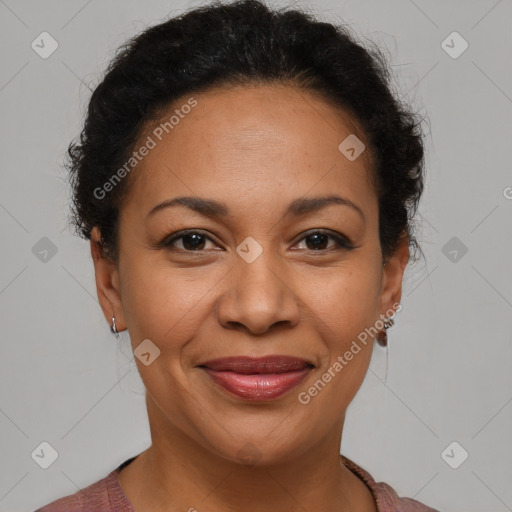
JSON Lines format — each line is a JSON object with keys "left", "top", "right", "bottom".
{"left": 36, "top": 0, "right": 439, "bottom": 510}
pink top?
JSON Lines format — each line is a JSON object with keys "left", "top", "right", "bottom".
{"left": 35, "top": 454, "right": 439, "bottom": 511}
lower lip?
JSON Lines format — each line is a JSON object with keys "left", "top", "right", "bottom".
{"left": 202, "top": 367, "right": 312, "bottom": 401}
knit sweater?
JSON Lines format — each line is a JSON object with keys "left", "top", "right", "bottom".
{"left": 35, "top": 454, "right": 440, "bottom": 511}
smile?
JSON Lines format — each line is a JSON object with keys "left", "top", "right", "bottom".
{"left": 198, "top": 355, "right": 314, "bottom": 401}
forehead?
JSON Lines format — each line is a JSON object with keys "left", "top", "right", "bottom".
{"left": 122, "top": 84, "right": 377, "bottom": 219}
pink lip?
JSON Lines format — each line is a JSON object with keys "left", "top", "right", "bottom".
{"left": 198, "top": 356, "right": 314, "bottom": 401}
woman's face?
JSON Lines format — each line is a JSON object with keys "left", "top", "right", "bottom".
{"left": 92, "top": 84, "right": 408, "bottom": 464}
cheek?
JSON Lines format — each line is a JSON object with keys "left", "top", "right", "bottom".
{"left": 299, "top": 270, "right": 377, "bottom": 415}
{"left": 118, "top": 258, "right": 204, "bottom": 401}
{"left": 119, "top": 254, "right": 217, "bottom": 346}
{"left": 305, "top": 263, "right": 381, "bottom": 334}
{"left": 303, "top": 263, "right": 380, "bottom": 393}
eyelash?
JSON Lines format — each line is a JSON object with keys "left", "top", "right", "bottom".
{"left": 162, "top": 229, "right": 355, "bottom": 254}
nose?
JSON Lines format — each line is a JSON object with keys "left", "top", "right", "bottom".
{"left": 215, "top": 250, "right": 301, "bottom": 335}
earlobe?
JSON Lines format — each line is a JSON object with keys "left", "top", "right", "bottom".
{"left": 90, "top": 227, "right": 126, "bottom": 332}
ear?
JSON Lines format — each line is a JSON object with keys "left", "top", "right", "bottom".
{"left": 90, "top": 226, "right": 126, "bottom": 332}
{"left": 378, "top": 234, "right": 410, "bottom": 316}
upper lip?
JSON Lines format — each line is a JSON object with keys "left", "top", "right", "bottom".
{"left": 198, "top": 355, "right": 314, "bottom": 374}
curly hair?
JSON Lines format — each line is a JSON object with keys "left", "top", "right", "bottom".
{"left": 66, "top": 0, "right": 427, "bottom": 265}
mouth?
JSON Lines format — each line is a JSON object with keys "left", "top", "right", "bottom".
{"left": 197, "top": 355, "right": 314, "bottom": 401}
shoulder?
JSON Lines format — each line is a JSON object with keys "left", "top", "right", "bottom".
{"left": 341, "top": 455, "right": 441, "bottom": 512}
{"left": 34, "top": 468, "right": 123, "bottom": 512}
{"left": 371, "top": 480, "right": 441, "bottom": 511}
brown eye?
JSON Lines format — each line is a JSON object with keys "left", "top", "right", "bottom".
{"left": 294, "top": 230, "right": 353, "bottom": 252}
{"left": 164, "top": 231, "right": 216, "bottom": 252}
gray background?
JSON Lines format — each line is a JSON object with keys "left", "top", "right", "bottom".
{"left": 1, "top": 0, "right": 511, "bottom": 511}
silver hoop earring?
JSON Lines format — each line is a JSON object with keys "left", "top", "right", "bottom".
{"left": 111, "top": 316, "right": 119, "bottom": 339}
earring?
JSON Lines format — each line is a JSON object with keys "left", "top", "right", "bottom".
{"left": 384, "top": 317, "right": 394, "bottom": 329}
{"left": 376, "top": 317, "right": 395, "bottom": 347}
{"left": 111, "top": 316, "right": 120, "bottom": 339}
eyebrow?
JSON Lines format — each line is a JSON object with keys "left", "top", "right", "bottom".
{"left": 146, "top": 194, "right": 365, "bottom": 223}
